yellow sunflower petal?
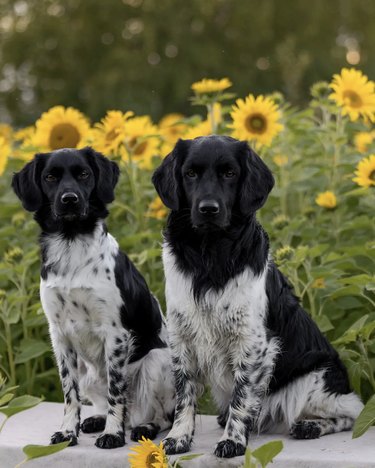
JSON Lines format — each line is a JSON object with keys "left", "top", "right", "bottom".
{"left": 159, "top": 113, "right": 187, "bottom": 144}
{"left": 31, "top": 106, "right": 90, "bottom": 151}
{"left": 128, "top": 437, "right": 168, "bottom": 468}
{"left": 353, "top": 154, "right": 375, "bottom": 187}
{"left": 120, "top": 116, "right": 161, "bottom": 168}
{"left": 191, "top": 77, "right": 232, "bottom": 94}
{"left": 329, "top": 68, "right": 375, "bottom": 122}
{"left": 354, "top": 131, "right": 375, "bottom": 153}
{"left": 92, "top": 110, "right": 133, "bottom": 154}
{"left": 229, "top": 94, "right": 283, "bottom": 146}
{"left": 147, "top": 196, "right": 168, "bottom": 219}
{"left": 0, "top": 136, "right": 11, "bottom": 176}
{"left": 315, "top": 191, "right": 337, "bottom": 209}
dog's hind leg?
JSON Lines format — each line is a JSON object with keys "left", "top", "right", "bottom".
{"left": 258, "top": 369, "right": 364, "bottom": 439}
{"left": 290, "top": 417, "right": 354, "bottom": 439}
{"left": 290, "top": 386, "right": 363, "bottom": 439}
{"left": 128, "top": 348, "right": 176, "bottom": 441}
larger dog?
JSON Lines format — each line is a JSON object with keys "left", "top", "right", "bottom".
{"left": 12, "top": 147, "right": 175, "bottom": 449}
{"left": 152, "top": 135, "right": 363, "bottom": 458}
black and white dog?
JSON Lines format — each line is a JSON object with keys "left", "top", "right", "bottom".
{"left": 12, "top": 147, "right": 175, "bottom": 449}
{"left": 152, "top": 135, "right": 363, "bottom": 458}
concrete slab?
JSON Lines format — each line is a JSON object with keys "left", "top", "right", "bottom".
{"left": 0, "top": 403, "right": 374, "bottom": 467}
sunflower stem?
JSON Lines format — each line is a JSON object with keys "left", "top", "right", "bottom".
{"left": 207, "top": 103, "right": 217, "bottom": 133}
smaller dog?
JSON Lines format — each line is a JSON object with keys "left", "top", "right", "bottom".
{"left": 152, "top": 135, "right": 363, "bottom": 458}
{"left": 12, "top": 147, "right": 175, "bottom": 448}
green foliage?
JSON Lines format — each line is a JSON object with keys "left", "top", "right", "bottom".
{"left": 0, "top": 394, "right": 42, "bottom": 418}
{"left": 0, "top": 77, "right": 374, "bottom": 434}
{"left": 15, "top": 441, "right": 70, "bottom": 468}
{"left": 353, "top": 395, "right": 375, "bottom": 438}
{"left": 243, "top": 441, "right": 284, "bottom": 468}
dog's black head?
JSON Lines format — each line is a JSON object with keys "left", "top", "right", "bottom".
{"left": 12, "top": 147, "right": 119, "bottom": 232}
{"left": 152, "top": 135, "right": 274, "bottom": 231}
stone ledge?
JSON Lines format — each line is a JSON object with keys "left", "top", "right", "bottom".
{"left": 1, "top": 402, "right": 375, "bottom": 467}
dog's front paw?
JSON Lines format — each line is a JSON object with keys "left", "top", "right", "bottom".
{"left": 81, "top": 416, "right": 106, "bottom": 433}
{"left": 50, "top": 431, "right": 78, "bottom": 446}
{"left": 162, "top": 435, "right": 192, "bottom": 455}
{"left": 290, "top": 420, "right": 321, "bottom": 439}
{"left": 214, "top": 439, "right": 246, "bottom": 458}
{"left": 95, "top": 432, "right": 125, "bottom": 449}
{"left": 131, "top": 424, "right": 159, "bottom": 441}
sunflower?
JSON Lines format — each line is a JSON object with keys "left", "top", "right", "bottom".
{"left": 31, "top": 106, "right": 90, "bottom": 151}
{"left": 353, "top": 154, "right": 375, "bottom": 188}
{"left": 191, "top": 77, "right": 232, "bottom": 94}
{"left": 93, "top": 110, "right": 133, "bottom": 154}
{"left": 0, "top": 123, "right": 13, "bottom": 144}
{"left": 354, "top": 131, "right": 375, "bottom": 153}
{"left": 128, "top": 437, "right": 168, "bottom": 468}
{"left": 121, "top": 116, "right": 160, "bottom": 169}
{"left": 14, "top": 126, "right": 35, "bottom": 142}
{"left": 147, "top": 196, "right": 168, "bottom": 219}
{"left": 315, "top": 191, "right": 337, "bottom": 209}
{"left": 230, "top": 94, "right": 283, "bottom": 146}
{"left": 329, "top": 68, "right": 375, "bottom": 122}
{"left": 0, "top": 136, "right": 10, "bottom": 176}
{"left": 159, "top": 113, "right": 187, "bottom": 144}
{"left": 184, "top": 120, "right": 211, "bottom": 139}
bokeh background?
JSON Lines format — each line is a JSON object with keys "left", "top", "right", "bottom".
{"left": 1, "top": 0, "right": 375, "bottom": 125}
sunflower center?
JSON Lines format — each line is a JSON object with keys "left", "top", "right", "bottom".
{"left": 343, "top": 90, "right": 363, "bottom": 108}
{"left": 128, "top": 137, "right": 148, "bottom": 156}
{"left": 106, "top": 128, "right": 120, "bottom": 142}
{"left": 146, "top": 452, "right": 159, "bottom": 467}
{"left": 49, "top": 123, "right": 80, "bottom": 149}
{"left": 370, "top": 170, "right": 375, "bottom": 181}
{"left": 245, "top": 114, "right": 267, "bottom": 134}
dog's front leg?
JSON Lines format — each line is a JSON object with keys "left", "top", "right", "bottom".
{"left": 162, "top": 334, "right": 198, "bottom": 455}
{"left": 214, "top": 341, "right": 275, "bottom": 458}
{"left": 50, "top": 329, "right": 81, "bottom": 446}
{"left": 95, "top": 331, "right": 128, "bottom": 449}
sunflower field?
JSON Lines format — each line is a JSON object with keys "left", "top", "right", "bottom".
{"left": 0, "top": 69, "right": 374, "bottom": 418}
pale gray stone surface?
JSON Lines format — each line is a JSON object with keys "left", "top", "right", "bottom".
{"left": 0, "top": 402, "right": 375, "bottom": 467}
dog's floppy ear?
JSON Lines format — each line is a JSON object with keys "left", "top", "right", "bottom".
{"left": 237, "top": 141, "right": 274, "bottom": 214}
{"left": 12, "top": 153, "right": 47, "bottom": 212}
{"left": 82, "top": 147, "right": 119, "bottom": 204}
{"left": 152, "top": 139, "right": 190, "bottom": 211}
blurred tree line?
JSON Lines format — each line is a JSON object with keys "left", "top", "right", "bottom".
{"left": 1, "top": 0, "right": 375, "bottom": 126}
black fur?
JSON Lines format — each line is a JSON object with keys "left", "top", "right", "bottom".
{"left": 12, "top": 147, "right": 174, "bottom": 448}
{"left": 152, "top": 135, "right": 354, "bottom": 424}
{"left": 151, "top": 136, "right": 361, "bottom": 458}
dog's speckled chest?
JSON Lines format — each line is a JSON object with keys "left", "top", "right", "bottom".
{"left": 40, "top": 224, "right": 124, "bottom": 363}
{"left": 163, "top": 245, "right": 269, "bottom": 373}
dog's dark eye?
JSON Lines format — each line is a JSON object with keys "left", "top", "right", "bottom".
{"left": 45, "top": 174, "right": 57, "bottom": 182}
{"left": 78, "top": 170, "right": 89, "bottom": 180}
{"left": 186, "top": 169, "right": 197, "bottom": 178}
{"left": 223, "top": 170, "right": 235, "bottom": 178}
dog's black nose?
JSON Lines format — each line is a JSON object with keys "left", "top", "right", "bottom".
{"left": 61, "top": 192, "right": 79, "bottom": 204}
{"left": 198, "top": 200, "right": 220, "bottom": 215}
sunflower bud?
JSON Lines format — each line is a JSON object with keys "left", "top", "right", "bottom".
{"left": 267, "top": 92, "right": 285, "bottom": 106}
{"left": 272, "top": 214, "right": 289, "bottom": 229}
{"left": 275, "top": 246, "right": 295, "bottom": 264}
{"left": 4, "top": 247, "right": 24, "bottom": 264}
{"left": 310, "top": 81, "right": 331, "bottom": 100}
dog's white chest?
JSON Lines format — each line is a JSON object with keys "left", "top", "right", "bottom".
{"left": 40, "top": 227, "right": 123, "bottom": 363}
{"left": 163, "top": 247, "right": 269, "bottom": 374}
